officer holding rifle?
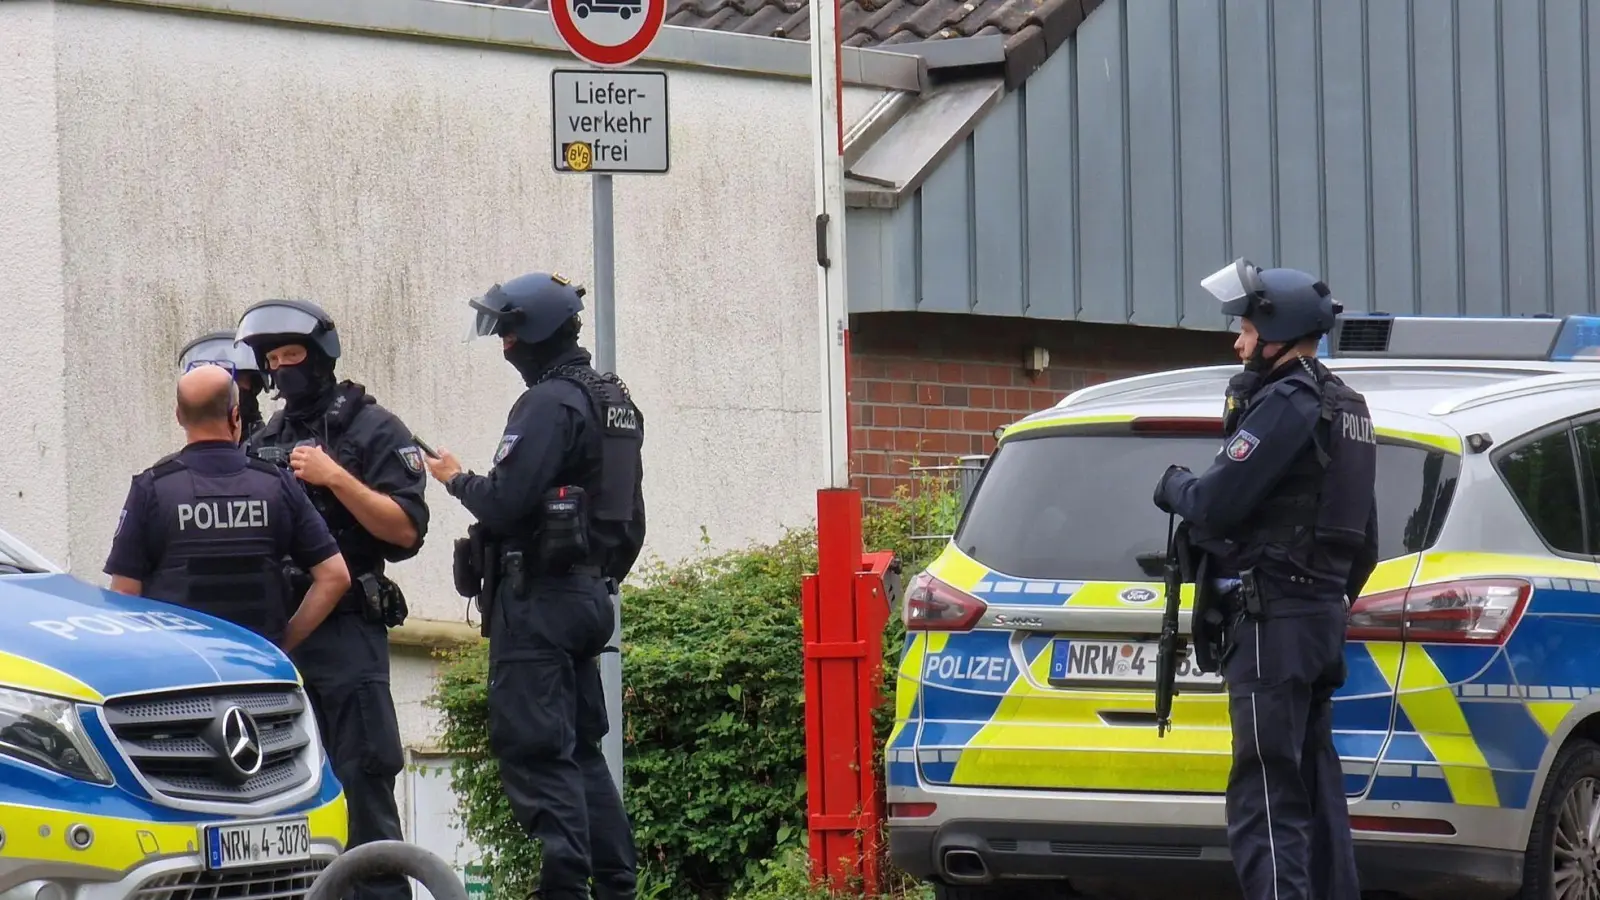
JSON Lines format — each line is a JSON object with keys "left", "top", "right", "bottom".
{"left": 1150, "top": 259, "right": 1379, "bottom": 900}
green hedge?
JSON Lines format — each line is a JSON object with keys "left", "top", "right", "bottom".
{"left": 429, "top": 476, "right": 962, "bottom": 900}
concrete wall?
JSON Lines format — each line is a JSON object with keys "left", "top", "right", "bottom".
{"left": 0, "top": 0, "right": 885, "bottom": 765}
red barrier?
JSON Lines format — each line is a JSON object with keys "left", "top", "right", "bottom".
{"left": 802, "top": 488, "right": 894, "bottom": 896}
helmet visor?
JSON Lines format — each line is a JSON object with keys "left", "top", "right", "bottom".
{"left": 236, "top": 304, "right": 324, "bottom": 345}
{"left": 178, "top": 336, "right": 256, "bottom": 373}
{"left": 463, "top": 288, "right": 523, "bottom": 343}
{"left": 1200, "top": 258, "right": 1264, "bottom": 318}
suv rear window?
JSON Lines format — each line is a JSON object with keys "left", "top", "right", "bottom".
{"left": 953, "top": 432, "right": 1459, "bottom": 582}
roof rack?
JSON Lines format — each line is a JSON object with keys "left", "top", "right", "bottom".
{"left": 1318, "top": 312, "right": 1600, "bottom": 361}
{"left": 1429, "top": 371, "right": 1600, "bottom": 416}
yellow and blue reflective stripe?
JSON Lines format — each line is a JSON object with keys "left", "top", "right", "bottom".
{"left": 888, "top": 547, "right": 1600, "bottom": 813}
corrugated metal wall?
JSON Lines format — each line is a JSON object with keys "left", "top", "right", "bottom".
{"left": 847, "top": 0, "right": 1600, "bottom": 331}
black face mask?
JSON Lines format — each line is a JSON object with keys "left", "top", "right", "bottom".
{"left": 238, "top": 388, "right": 262, "bottom": 428}
{"left": 504, "top": 340, "right": 566, "bottom": 386}
{"left": 274, "top": 362, "right": 330, "bottom": 409}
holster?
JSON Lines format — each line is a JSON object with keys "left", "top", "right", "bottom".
{"left": 356, "top": 572, "right": 384, "bottom": 625}
{"left": 1175, "top": 524, "right": 1228, "bottom": 675}
{"left": 478, "top": 535, "right": 502, "bottom": 639}
{"left": 1239, "top": 568, "right": 1265, "bottom": 618}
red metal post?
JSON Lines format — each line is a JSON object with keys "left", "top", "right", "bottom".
{"left": 803, "top": 487, "right": 876, "bottom": 894}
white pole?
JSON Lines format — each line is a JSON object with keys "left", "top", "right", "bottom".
{"left": 590, "top": 171, "right": 625, "bottom": 797}
{"left": 809, "top": 0, "right": 850, "bottom": 489}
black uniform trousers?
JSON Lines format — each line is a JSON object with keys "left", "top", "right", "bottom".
{"left": 1222, "top": 598, "right": 1360, "bottom": 900}
{"left": 488, "top": 573, "right": 637, "bottom": 900}
{"left": 293, "top": 613, "right": 409, "bottom": 900}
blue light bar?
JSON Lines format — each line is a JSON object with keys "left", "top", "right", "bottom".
{"left": 1320, "top": 312, "right": 1600, "bottom": 361}
{"left": 1549, "top": 315, "right": 1600, "bottom": 361}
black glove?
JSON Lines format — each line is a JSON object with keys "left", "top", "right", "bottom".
{"left": 1153, "top": 464, "right": 1189, "bottom": 514}
{"left": 1222, "top": 370, "right": 1262, "bottom": 435}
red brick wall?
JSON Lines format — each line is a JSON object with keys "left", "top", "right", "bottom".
{"left": 848, "top": 312, "right": 1237, "bottom": 501}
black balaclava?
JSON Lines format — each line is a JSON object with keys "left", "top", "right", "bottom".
{"left": 503, "top": 320, "right": 581, "bottom": 386}
{"left": 237, "top": 380, "right": 263, "bottom": 431}
{"left": 274, "top": 344, "right": 339, "bottom": 415}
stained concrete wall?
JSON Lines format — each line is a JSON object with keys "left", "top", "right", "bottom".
{"left": 0, "top": 0, "right": 885, "bottom": 808}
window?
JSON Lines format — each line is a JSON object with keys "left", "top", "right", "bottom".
{"left": 1495, "top": 427, "right": 1587, "bottom": 555}
{"left": 1572, "top": 421, "right": 1600, "bottom": 555}
{"left": 953, "top": 431, "right": 1458, "bottom": 582}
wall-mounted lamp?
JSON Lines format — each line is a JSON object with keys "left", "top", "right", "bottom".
{"left": 1024, "top": 346, "right": 1050, "bottom": 375}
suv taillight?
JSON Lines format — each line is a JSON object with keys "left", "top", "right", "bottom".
{"left": 904, "top": 572, "right": 987, "bottom": 632}
{"left": 1347, "top": 578, "right": 1532, "bottom": 644}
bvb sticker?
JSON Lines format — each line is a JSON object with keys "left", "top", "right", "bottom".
{"left": 564, "top": 141, "right": 593, "bottom": 172}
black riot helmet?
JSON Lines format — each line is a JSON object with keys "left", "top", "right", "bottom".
{"left": 467, "top": 272, "right": 586, "bottom": 345}
{"left": 1202, "top": 258, "right": 1343, "bottom": 345}
{"left": 233, "top": 299, "right": 342, "bottom": 369}
{"left": 177, "top": 330, "right": 261, "bottom": 378}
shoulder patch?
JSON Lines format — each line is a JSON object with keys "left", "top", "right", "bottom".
{"left": 396, "top": 445, "right": 424, "bottom": 475}
{"left": 114, "top": 508, "right": 127, "bottom": 538}
{"left": 1225, "top": 429, "right": 1261, "bottom": 462}
{"left": 493, "top": 434, "right": 520, "bottom": 465}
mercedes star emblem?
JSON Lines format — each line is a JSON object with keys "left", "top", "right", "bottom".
{"left": 219, "top": 706, "right": 264, "bottom": 780}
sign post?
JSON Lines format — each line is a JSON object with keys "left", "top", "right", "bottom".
{"left": 548, "top": 0, "right": 669, "bottom": 798}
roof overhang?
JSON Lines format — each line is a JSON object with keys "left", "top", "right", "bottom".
{"left": 843, "top": 75, "right": 1003, "bottom": 209}
{"left": 73, "top": 0, "right": 928, "bottom": 92}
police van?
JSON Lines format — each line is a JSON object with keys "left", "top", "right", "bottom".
{"left": 887, "top": 313, "right": 1600, "bottom": 900}
{"left": 0, "top": 526, "right": 346, "bottom": 900}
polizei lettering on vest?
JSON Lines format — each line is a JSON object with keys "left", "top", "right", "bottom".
{"left": 1339, "top": 412, "right": 1377, "bottom": 445}
{"left": 606, "top": 405, "right": 640, "bottom": 431}
{"left": 176, "top": 499, "right": 269, "bottom": 531}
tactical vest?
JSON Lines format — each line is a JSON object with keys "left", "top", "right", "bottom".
{"left": 141, "top": 454, "right": 290, "bottom": 643}
{"left": 1233, "top": 360, "right": 1379, "bottom": 598}
{"left": 251, "top": 383, "right": 382, "bottom": 575}
{"left": 539, "top": 364, "right": 647, "bottom": 582}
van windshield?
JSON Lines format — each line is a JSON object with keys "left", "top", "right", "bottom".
{"left": 953, "top": 432, "right": 1458, "bottom": 582}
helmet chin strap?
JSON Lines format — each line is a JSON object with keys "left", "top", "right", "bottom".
{"left": 1245, "top": 339, "right": 1294, "bottom": 373}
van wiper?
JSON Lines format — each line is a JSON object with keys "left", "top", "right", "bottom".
{"left": 1134, "top": 551, "right": 1166, "bottom": 578}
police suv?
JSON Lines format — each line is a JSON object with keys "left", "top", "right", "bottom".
{"left": 887, "top": 313, "right": 1600, "bottom": 900}
{"left": 0, "top": 526, "right": 347, "bottom": 900}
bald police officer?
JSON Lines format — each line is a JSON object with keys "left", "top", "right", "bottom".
{"left": 106, "top": 363, "right": 351, "bottom": 651}
{"left": 1153, "top": 259, "right": 1377, "bottom": 900}
{"left": 235, "top": 298, "right": 427, "bottom": 900}
{"left": 424, "top": 272, "right": 643, "bottom": 900}
{"left": 178, "top": 330, "right": 270, "bottom": 445}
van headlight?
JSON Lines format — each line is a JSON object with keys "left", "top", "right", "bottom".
{"left": 0, "top": 687, "right": 113, "bottom": 785}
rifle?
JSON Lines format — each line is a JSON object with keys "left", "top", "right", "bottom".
{"left": 1153, "top": 511, "right": 1188, "bottom": 738}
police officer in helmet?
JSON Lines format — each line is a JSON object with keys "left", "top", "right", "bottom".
{"left": 423, "top": 272, "right": 642, "bottom": 900}
{"left": 178, "top": 330, "right": 269, "bottom": 444}
{"left": 234, "top": 298, "right": 429, "bottom": 900}
{"left": 105, "top": 363, "right": 351, "bottom": 651}
{"left": 1152, "top": 259, "right": 1377, "bottom": 900}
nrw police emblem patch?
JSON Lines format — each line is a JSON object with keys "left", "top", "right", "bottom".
{"left": 396, "top": 446, "right": 424, "bottom": 475}
{"left": 114, "top": 508, "right": 127, "bottom": 538}
{"left": 494, "top": 434, "right": 520, "bottom": 465}
{"left": 1226, "top": 430, "right": 1260, "bottom": 462}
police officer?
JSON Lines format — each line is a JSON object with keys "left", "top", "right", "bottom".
{"left": 234, "top": 298, "right": 428, "bottom": 900}
{"left": 178, "top": 330, "right": 269, "bottom": 444}
{"left": 104, "top": 363, "right": 351, "bottom": 651}
{"left": 1152, "top": 259, "right": 1377, "bottom": 900}
{"left": 422, "top": 272, "right": 642, "bottom": 900}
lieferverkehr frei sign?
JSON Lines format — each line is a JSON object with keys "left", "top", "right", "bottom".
{"left": 551, "top": 69, "right": 670, "bottom": 175}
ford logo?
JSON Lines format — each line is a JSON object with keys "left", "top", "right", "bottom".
{"left": 1120, "top": 588, "right": 1158, "bottom": 604}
